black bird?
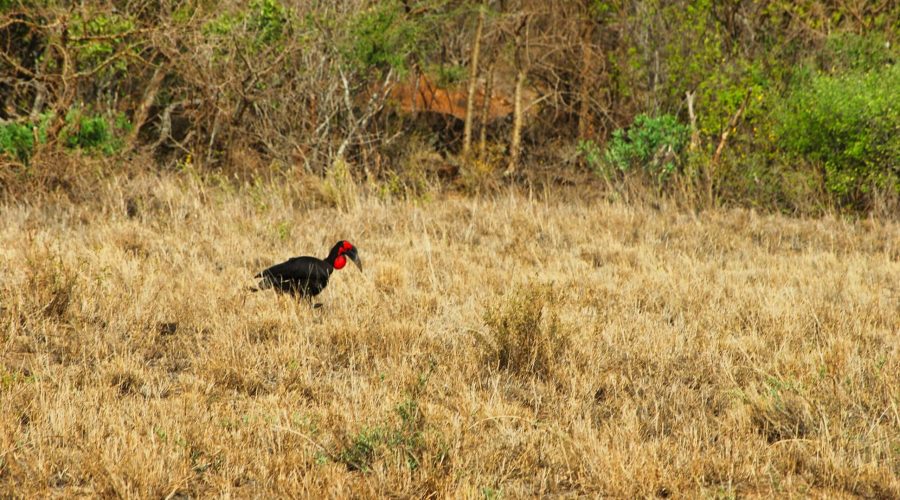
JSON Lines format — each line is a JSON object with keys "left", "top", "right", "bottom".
{"left": 252, "top": 240, "right": 362, "bottom": 298}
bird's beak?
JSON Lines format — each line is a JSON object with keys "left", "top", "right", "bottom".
{"left": 346, "top": 247, "right": 362, "bottom": 271}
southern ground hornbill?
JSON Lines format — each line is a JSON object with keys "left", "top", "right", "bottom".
{"left": 252, "top": 240, "right": 362, "bottom": 299}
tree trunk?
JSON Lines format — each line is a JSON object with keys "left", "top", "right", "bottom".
{"left": 686, "top": 90, "right": 699, "bottom": 152}
{"left": 507, "top": 68, "right": 526, "bottom": 175}
{"left": 126, "top": 64, "right": 168, "bottom": 152}
{"left": 45, "top": 21, "right": 76, "bottom": 144}
{"left": 505, "top": 16, "right": 529, "bottom": 176}
{"left": 578, "top": 8, "right": 595, "bottom": 139}
{"left": 707, "top": 90, "right": 751, "bottom": 204}
{"left": 462, "top": 1, "right": 486, "bottom": 157}
{"left": 479, "top": 61, "right": 494, "bottom": 157}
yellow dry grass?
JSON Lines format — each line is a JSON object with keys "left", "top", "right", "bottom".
{"left": 1, "top": 174, "right": 898, "bottom": 498}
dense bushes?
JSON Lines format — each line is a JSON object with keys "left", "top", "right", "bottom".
{"left": 0, "top": 1, "right": 897, "bottom": 212}
{"left": 62, "top": 109, "right": 131, "bottom": 154}
{"left": 775, "top": 65, "right": 899, "bottom": 202}
{"left": 575, "top": 25, "right": 898, "bottom": 211}
{"left": 0, "top": 107, "right": 131, "bottom": 164}
{"left": 0, "top": 111, "right": 126, "bottom": 162}
{"left": 597, "top": 114, "right": 689, "bottom": 184}
{"left": 0, "top": 121, "right": 37, "bottom": 164}
{"left": 343, "top": 1, "right": 425, "bottom": 77}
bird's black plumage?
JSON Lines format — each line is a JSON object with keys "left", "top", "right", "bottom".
{"left": 253, "top": 240, "right": 361, "bottom": 298}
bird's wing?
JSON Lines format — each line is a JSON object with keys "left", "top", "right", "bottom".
{"left": 257, "top": 257, "right": 327, "bottom": 285}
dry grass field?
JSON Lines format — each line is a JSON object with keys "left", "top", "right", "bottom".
{"left": 1, "top": 173, "right": 898, "bottom": 498}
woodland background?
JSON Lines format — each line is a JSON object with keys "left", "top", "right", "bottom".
{"left": 1, "top": 0, "right": 898, "bottom": 211}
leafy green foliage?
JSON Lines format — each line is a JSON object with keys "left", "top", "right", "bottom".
{"left": 204, "top": 0, "right": 292, "bottom": 51}
{"left": 246, "top": 0, "right": 290, "bottom": 46}
{"left": 695, "top": 61, "right": 769, "bottom": 139}
{"left": 430, "top": 63, "right": 467, "bottom": 87}
{"left": 818, "top": 32, "right": 895, "bottom": 73}
{"left": 61, "top": 109, "right": 131, "bottom": 155}
{"left": 577, "top": 139, "right": 603, "bottom": 171}
{"left": 1, "top": 109, "right": 130, "bottom": 162}
{"left": 337, "top": 427, "right": 384, "bottom": 471}
{"left": 656, "top": 0, "right": 724, "bottom": 111}
{"left": 775, "top": 64, "right": 899, "bottom": 199}
{"left": 343, "top": 1, "right": 423, "bottom": 77}
{"left": 390, "top": 397, "right": 426, "bottom": 470}
{"left": 588, "top": 0, "right": 615, "bottom": 18}
{"left": 0, "top": 122, "right": 36, "bottom": 163}
{"left": 0, "top": 114, "right": 49, "bottom": 164}
{"left": 68, "top": 11, "right": 137, "bottom": 77}
{"left": 203, "top": 11, "right": 241, "bottom": 37}
{"left": 602, "top": 114, "right": 689, "bottom": 183}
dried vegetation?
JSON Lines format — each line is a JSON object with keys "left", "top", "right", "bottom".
{"left": 1, "top": 173, "right": 899, "bottom": 497}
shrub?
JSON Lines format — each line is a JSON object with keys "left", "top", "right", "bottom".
{"left": 818, "top": 32, "right": 895, "bottom": 73}
{"left": 775, "top": 64, "right": 899, "bottom": 203}
{"left": 483, "top": 283, "right": 567, "bottom": 379}
{"left": 0, "top": 113, "right": 50, "bottom": 164}
{"left": 60, "top": 109, "right": 131, "bottom": 155}
{"left": 335, "top": 377, "right": 433, "bottom": 472}
{"left": 430, "top": 63, "right": 467, "bottom": 87}
{"left": 0, "top": 122, "right": 35, "bottom": 163}
{"left": 576, "top": 138, "right": 602, "bottom": 172}
{"left": 602, "top": 113, "right": 690, "bottom": 184}
{"left": 69, "top": 11, "right": 136, "bottom": 77}
{"left": 337, "top": 427, "right": 384, "bottom": 471}
{"left": 246, "top": 0, "right": 290, "bottom": 46}
{"left": 319, "top": 156, "right": 359, "bottom": 211}
{"left": 204, "top": 0, "right": 292, "bottom": 53}
{"left": 0, "top": 110, "right": 128, "bottom": 162}
{"left": 343, "top": 1, "right": 423, "bottom": 77}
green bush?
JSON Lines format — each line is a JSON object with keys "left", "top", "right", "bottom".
{"left": 602, "top": 113, "right": 690, "bottom": 183}
{"left": 337, "top": 427, "right": 383, "bottom": 471}
{"left": 1, "top": 110, "right": 128, "bottom": 162}
{"left": 204, "top": 0, "right": 292, "bottom": 51}
{"left": 0, "top": 122, "right": 35, "bottom": 163}
{"left": 430, "top": 63, "right": 467, "bottom": 87}
{"left": 69, "top": 11, "right": 136, "bottom": 76}
{"left": 0, "top": 114, "right": 50, "bottom": 164}
{"left": 61, "top": 109, "right": 131, "bottom": 155}
{"left": 246, "top": 0, "right": 290, "bottom": 46}
{"left": 775, "top": 64, "right": 899, "bottom": 201}
{"left": 818, "top": 32, "right": 895, "bottom": 73}
{"left": 343, "top": 1, "right": 423, "bottom": 77}
{"left": 577, "top": 139, "right": 603, "bottom": 171}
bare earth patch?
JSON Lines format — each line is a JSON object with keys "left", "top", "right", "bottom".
{"left": 1, "top": 176, "right": 898, "bottom": 497}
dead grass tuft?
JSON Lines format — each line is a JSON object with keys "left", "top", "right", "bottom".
{"left": 319, "top": 157, "right": 360, "bottom": 211}
{"left": 482, "top": 283, "right": 569, "bottom": 380}
{"left": 21, "top": 251, "right": 77, "bottom": 322}
{"left": 746, "top": 382, "right": 816, "bottom": 444}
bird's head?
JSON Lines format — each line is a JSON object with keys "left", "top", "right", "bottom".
{"left": 328, "top": 240, "right": 362, "bottom": 271}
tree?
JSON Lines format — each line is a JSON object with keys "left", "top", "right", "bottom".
{"left": 462, "top": 0, "right": 487, "bottom": 157}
